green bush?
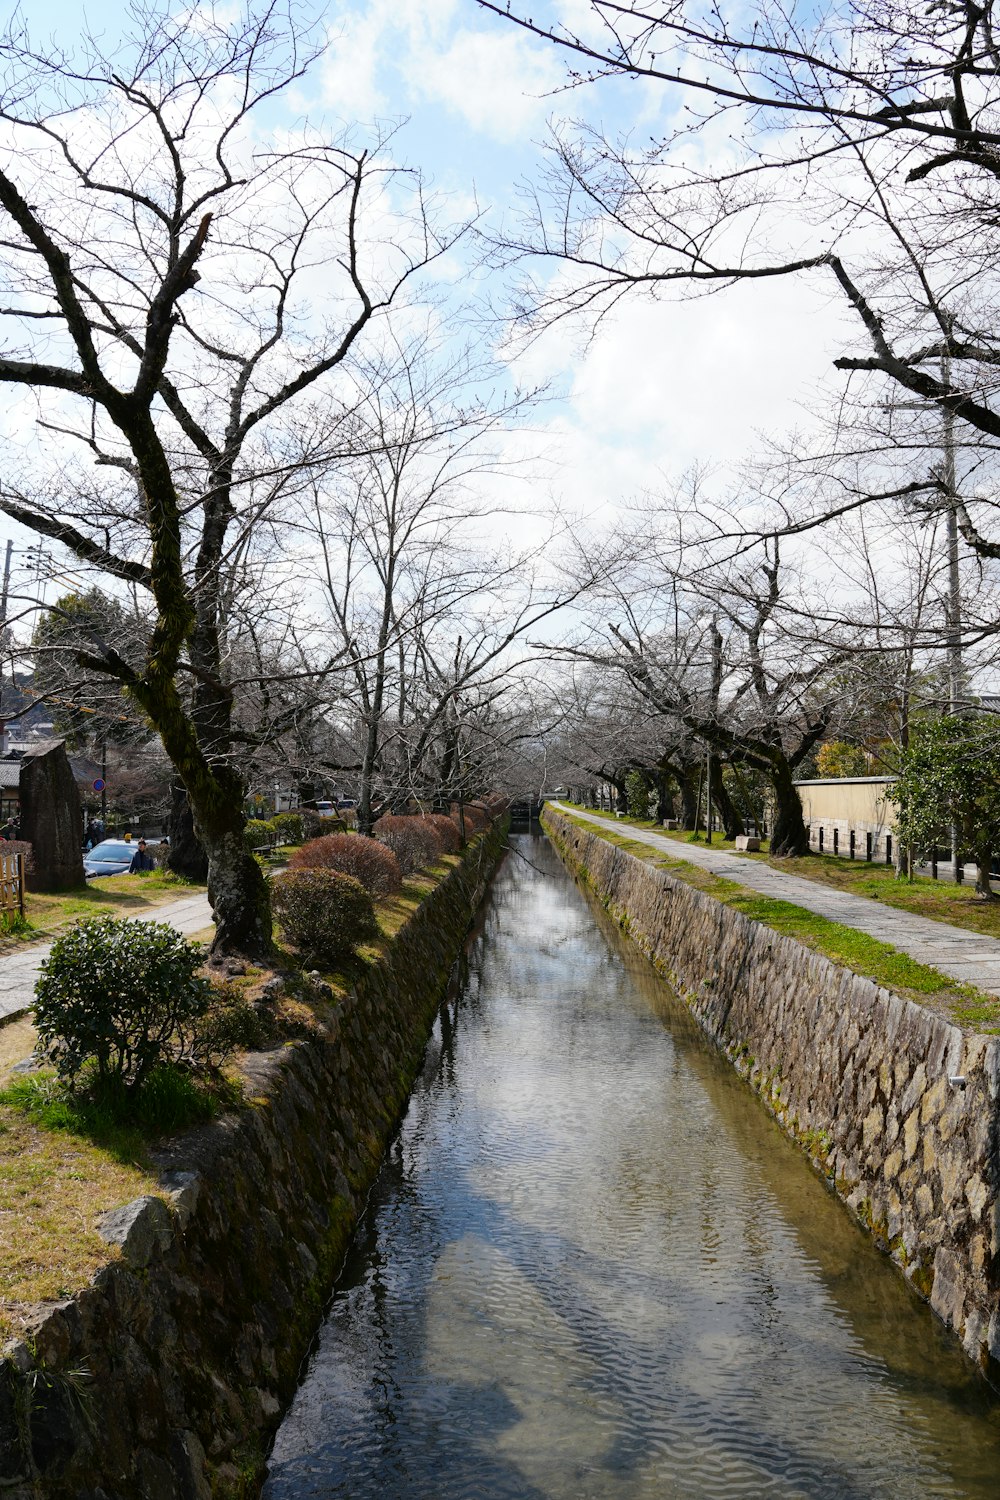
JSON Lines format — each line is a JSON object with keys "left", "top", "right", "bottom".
{"left": 191, "top": 990, "right": 271, "bottom": 1067}
{"left": 271, "top": 869, "right": 378, "bottom": 966}
{"left": 34, "top": 916, "right": 213, "bottom": 1099}
{"left": 271, "top": 811, "right": 305, "bottom": 845}
{"left": 244, "top": 818, "right": 278, "bottom": 853}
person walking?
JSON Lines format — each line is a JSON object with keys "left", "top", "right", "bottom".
{"left": 128, "top": 839, "right": 155, "bottom": 873}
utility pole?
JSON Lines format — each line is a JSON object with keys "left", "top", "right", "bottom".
{"left": 940, "top": 342, "right": 963, "bottom": 884}
{"left": 0, "top": 541, "right": 11, "bottom": 630}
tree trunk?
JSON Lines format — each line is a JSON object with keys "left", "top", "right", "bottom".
{"left": 768, "top": 764, "right": 809, "bottom": 856}
{"left": 679, "top": 767, "right": 699, "bottom": 830}
{"left": 975, "top": 846, "right": 996, "bottom": 899}
{"left": 193, "top": 766, "right": 271, "bottom": 960}
{"left": 655, "top": 773, "right": 674, "bottom": 823}
{"left": 167, "top": 783, "right": 208, "bottom": 881}
{"left": 710, "top": 761, "right": 745, "bottom": 840}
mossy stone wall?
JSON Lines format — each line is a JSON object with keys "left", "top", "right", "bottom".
{"left": 0, "top": 825, "right": 507, "bottom": 1500}
{"left": 544, "top": 807, "right": 1000, "bottom": 1373}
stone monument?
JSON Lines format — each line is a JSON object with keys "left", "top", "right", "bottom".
{"left": 19, "top": 739, "right": 85, "bottom": 891}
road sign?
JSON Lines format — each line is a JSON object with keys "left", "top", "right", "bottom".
{"left": 93, "top": 778, "right": 106, "bottom": 792}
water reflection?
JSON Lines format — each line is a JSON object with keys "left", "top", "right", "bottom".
{"left": 265, "top": 835, "right": 1000, "bottom": 1499}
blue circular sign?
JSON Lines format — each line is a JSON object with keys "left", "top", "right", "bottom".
{"left": 93, "top": 778, "right": 106, "bottom": 792}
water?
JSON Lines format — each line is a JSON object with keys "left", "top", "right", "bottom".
{"left": 264, "top": 834, "right": 1000, "bottom": 1499}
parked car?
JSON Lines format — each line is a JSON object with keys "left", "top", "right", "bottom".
{"left": 83, "top": 838, "right": 160, "bottom": 878}
{"left": 314, "top": 800, "right": 337, "bottom": 818}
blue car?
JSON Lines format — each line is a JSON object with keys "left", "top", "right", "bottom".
{"left": 83, "top": 839, "right": 159, "bottom": 878}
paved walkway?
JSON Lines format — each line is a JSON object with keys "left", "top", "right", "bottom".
{"left": 0, "top": 890, "right": 213, "bottom": 1023}
{"left": 552, "top": 804, "right": 1000, "bottom": 998}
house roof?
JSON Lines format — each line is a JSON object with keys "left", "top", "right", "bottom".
{"left": 0, "top": 763, "right": 19, "bottom": 789}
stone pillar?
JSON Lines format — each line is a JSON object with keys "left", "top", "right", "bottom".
{"left": 19, "top": 739, "right": 85, "bottom": 891}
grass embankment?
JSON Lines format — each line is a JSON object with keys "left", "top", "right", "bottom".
{"left": 0, "top": 853, "right": 459, "bottom": 1341}
{"left": 552, "top": 806, "right": 1000, "bottom": 1032}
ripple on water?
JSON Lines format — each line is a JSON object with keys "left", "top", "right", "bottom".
{"left": 265, "top": 835, "right": 1000, "bottom": 1500}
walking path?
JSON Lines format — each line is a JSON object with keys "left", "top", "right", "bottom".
{"left": 552, "top": 804, "right": 1000, "bottom": 999}
{"left": 0, "top": 890, "right": 213, "bottom": 1024}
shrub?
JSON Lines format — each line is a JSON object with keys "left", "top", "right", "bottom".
{"left": 271, "top": 811, "right": 305, "bottom": 845}
{"left": 244, "top": 818, "right": 277, "bottom": 853}
{"left": 373, "top": 814, "right": 444, "bottom": 875}
{"left": 419, "top": 814, "right": 461, "bottom": 854}
{"left": 289, "top": 832, "right": 402, "bottom": 895}
{"left": 300, "top": 809, "right": 326, "bottom": 842}
{"left": 190, "top": 988, "right": 271, "bottom": 1067}
{"left": 451, "top": 801, "right": 489, "bottom": 836}
{"left": 271, "top": 869, "right": 378, "bottom": 965}
{"left": 34, "top": 916, "right": 213, "bottom": 1098}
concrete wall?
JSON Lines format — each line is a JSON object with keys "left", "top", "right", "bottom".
{"left": 795, "top": 776, "right": 896, "bottom": 860}
{"left": 0, "top": 825, "right": 508, "bottom": 1500}
{"left": 543, "top": 806, "right": 1000, "bottom": 1373}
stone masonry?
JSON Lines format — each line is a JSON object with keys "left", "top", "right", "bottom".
{"left": 0, "top": 824, "right": 508, "bottom": 1500}
{"left": 544, "top": 806, "right": 1000, "bottom": 1374}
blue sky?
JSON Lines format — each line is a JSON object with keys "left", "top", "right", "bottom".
{"left": 0, "top": 0, "right": 846, "bottom": 571}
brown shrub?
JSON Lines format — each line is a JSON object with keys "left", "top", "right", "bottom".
{"left": 451, "top": 801, "right": 490, "bottom": 835}
{"left": 419, "top": 814, "right": 461, "bottom": 854}
{"left": 289, "top": 833, "right": 401, "bottom": 895}
{"left": 373, "top": 814, "right": 444, "bottom": 875}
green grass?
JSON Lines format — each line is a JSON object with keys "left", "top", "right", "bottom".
{"left": 555, "top": 800, "right": 1000, "bottom": 941}
{"left": 549, "top": 805, "right": 1000, "bottom": 1029}
{"left": 0, "top": 868, "right": 208, "bottom": 952}
{"left": 0, "top": 1065, "right": 223, "bottom": 1166}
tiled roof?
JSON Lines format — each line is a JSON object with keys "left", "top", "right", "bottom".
{"left": 0, "top": 763, "right": 19, "bottom": 789}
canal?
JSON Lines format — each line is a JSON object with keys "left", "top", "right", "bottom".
{"left": 264, "top": 834, "right": 1000, "bottom": 1499}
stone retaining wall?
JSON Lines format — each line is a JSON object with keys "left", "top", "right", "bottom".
{"left": 0, "top": 825, "right": 507, "bottom": 1500}
{"left": 544, "top": 806, "right": 1000, "bottom": 1372}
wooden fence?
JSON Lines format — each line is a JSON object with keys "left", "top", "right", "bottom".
{"left": 0, "top": 850, "right": 24, "bottom": 917}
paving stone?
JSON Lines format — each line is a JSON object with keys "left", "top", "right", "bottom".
{"left": 554, "top": 805, "right": 1000, "bottom": 998}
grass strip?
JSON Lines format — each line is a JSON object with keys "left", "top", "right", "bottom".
{"left": 0, "top": 869, "right": 209, "bottom": 954}
{"left": 559, "top": 802, "right": 1000, "bottom": 943}
{"left": 551, "top": 807, "right": 1000, "bottom": 1030}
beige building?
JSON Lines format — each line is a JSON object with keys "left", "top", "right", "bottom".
{"left": 794, "top": 776, "right": 897, "bottom": 861}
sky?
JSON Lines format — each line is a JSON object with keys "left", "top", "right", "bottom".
{"left": 0, "top": 0, "right": 850, "bottom": 606}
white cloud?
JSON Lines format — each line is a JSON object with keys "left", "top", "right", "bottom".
{"left": 317, "top": 0, "right": 564, "bottom": 144}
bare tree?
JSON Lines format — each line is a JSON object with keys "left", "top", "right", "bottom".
{"left": 0, "top": 2, "right": 461, "bottom": 954}
{"left": 479, "top": 0, "right": 1000, "bottom": 564}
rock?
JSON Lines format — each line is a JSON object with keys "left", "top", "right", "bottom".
{"left": 97, "top": 1196, "right": 174, "bottom": 1269}
{"left": 19, "top": 739, "right": 84, "bottom": 892}
{"left": 162, "top": 1171, "right": 201, "bottom": 1231}
{"left": 734, "top": 835, "right": 760, "bottom": 851}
